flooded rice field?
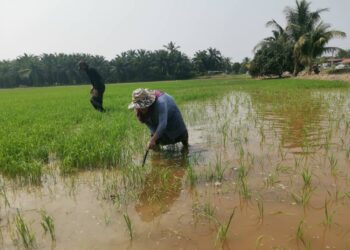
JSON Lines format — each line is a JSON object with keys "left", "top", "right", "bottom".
{"left": 2, "top": 89, "right": 350, "bottom": 249}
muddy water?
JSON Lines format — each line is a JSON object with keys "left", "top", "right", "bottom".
{"left": 2, "top": 90, "right": 350, "bottom": 249}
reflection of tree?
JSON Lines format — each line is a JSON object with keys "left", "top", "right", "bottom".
{"left": 249, "top": 89, "right": 328, "bottom": 150}
{"left": 135, "top": 150, "right": 188, "bottom": 222}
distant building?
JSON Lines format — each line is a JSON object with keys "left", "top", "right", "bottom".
{"left": 342, "top": 58, "right": 350, "bottom": 65}
{"left": 323, "top": 57, "right": 350, "bottom": 68}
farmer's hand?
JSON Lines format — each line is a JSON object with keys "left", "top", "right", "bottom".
{"left": 148, "top": 134, "right": 158, "bottom": 150}
{"left": 91, "top": 88, "right": 98, "bottom": 97}
{"left": 148, "top": 138, "right": 157, "bottom": 150}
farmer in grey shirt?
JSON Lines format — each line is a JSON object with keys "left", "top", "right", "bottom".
{"left": 128, "top": 88, "right": 188, "bottom": 150}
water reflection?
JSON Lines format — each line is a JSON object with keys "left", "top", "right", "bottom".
{"left": 135, "top": 149, "right": 189, "bottom": 222}
{"left": 249, "top": 90, "right": 330, "bottom": 151}
{"left": 183, "top": 90, "right": 340, "bottom": 154}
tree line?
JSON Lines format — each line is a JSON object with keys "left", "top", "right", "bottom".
{"left": 0, "top": 42, "right": 248, "bottom": 88}
{"left": 250, "top": 0, "right": 347, "bottom": 77}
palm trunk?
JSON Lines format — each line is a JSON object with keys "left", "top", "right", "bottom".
{"left": 293, "top": 59, "right": 299, "bottom": 76}
{"left": 307, "top": 58, "right": 313, "bottom": 75}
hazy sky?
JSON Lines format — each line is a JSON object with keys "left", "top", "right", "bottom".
{"left": 1, "top": 0, "right": 349, "bottom": 61}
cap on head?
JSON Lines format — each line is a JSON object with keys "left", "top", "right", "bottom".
{"left": 78, "top": 60, "right": 89, "bottom": 70}
{"left": 128, "top": 88, "right": 156, "bottom": 110}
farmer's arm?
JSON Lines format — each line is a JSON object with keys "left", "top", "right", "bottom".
{"left": 149, "top": 100, "right": 168, "bottom": 149}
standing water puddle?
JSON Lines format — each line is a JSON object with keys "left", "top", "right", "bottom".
{"left": 1, "top": 89, "right": 350, "bottom": 249}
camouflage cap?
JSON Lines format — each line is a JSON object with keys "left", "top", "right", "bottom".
{"left": 128, "top": 88, "right": 156, "bottom": 109}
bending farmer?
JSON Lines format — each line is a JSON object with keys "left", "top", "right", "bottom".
{"left": 128, "top": 88, "right": 188, "bottom": 150}
{"left": 79, "top": 61, "right": 105, "bottom": 112}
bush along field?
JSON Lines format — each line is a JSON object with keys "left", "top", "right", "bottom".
{"left": 1, "top": 76, "right": 350, "bottom": 249}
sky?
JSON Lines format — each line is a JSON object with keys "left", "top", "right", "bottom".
{"left": 0, "top": 0, "right": 349, "bottom": 62}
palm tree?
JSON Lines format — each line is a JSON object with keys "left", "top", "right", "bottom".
{"left": 207, "top": 47, "right": 223, "bottom": 70}
{"left": 163, "top": 41, "right": 180, "bottom": 53}
{"left": 296, "top": 22, "right": 346, "bottom": 73}
{"left": 254, "top": 19, "right": 288, "bottom": 52}
{"left": 284, "top": 0, "right": 329, "bottom": 75}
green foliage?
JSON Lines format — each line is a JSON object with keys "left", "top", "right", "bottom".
{"left": 337, "top": 49, "right": 350, "bottom": 58}
{"left": 192, "top": 48, "right": 233, "bottom": 74}
{"left": 252, "top": 0, "right": 346, "bottom": 76}
{"left": 250, "top": 41, "right": 293, "bottom": 77}
{"left": 0, "top": 42, "right": 242, "bottom": 88}
{"left": 239, "top": 57, "right": 251, "bottom": 74}
{"left": 232, "top": 62, "right": 241, "bottom": 74}
{"left": 110, "top": 43, "right": 193, "bottom": 82}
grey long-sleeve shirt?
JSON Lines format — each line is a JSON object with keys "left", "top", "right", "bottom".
{"left": 144, "top": 94, "right": 187, "bottom": 140}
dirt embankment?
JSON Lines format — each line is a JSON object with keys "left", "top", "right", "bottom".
{"left": 297, "top": 73, "right": 350, "bottom": 83}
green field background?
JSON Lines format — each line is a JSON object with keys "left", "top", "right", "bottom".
{"left": 0, "top": 77, "right": 348, "bottom": 182}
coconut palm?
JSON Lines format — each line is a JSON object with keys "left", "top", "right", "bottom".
{"left": 254, "top": 19, "right": 289, "bottom": 52}
{"left": 296, "top": 21, "right": 346, "bottom": 73}
{"left": 284, "top": 0, "right": 330, "bottom": 75}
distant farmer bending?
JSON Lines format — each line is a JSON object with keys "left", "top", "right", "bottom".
{"left": 128, "top": 88, "right": 188, "bottom": 150}
{"left": 79, "top": 61, "right": 105, "bottom": 112}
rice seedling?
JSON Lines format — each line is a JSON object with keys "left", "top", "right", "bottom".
{"left": 237, "top": 164, "right": 251, "bottom": 199}
{"left": 104, "top": 213, "right": 112, "bottom": 226}
{"left": 293, "top": 156, "right": 303, "bottom": 171}
{"left": 346, "top": 147, "right": 350, "bottom": 159}
{"left": 323, "top": 200, "right": 336, "bottom": 228}
{"left": 239, "top": 145, "right": 245, "bottom": 161}
{"left": 220, "top": 120, "right": 230, "bottom": 147}
{"left": 202, "top": 202, "right": 215, "bottom": 220}
{"left": 296, "top": 220, "right": 311, "bottom": 250}
{"left": 40, "top": 210, "right": 55, "bottom": 241}
{"left": 345, "top": 192, "right": 350, "bottom": 199}
{"left": 291, "top": 187, "right": 313, "bottom": 209}
{"left": 278, "top": 144, "right": 287, "bottom": 160}
{"left": 213, "top": 154, "right": 226, "bottom": 182}
{"left": 259, "top": 126, "right": 266, "bottom": 144}
{"left": 123, "top": 213, "right": 134, "bottom": 240}
{"left": 255, "top": 235, "right": 264, "bottom": 249}
{"left": 301, "top": 167, "right": 312, "bottom": 189}
{"left": 264, "top": 172, "right": 279, "bottom": 188}
{"left": 216, "top": 208, "right": 236, "bottom": 244}
{"left": 15, "top": 211, "right": 36, "bottom": 249}
{"left": 247, "top": 152, "right": 255, "bottom": 166}
{"left": 329, "top": 154, "right": 339, "bottom": 178}
{"left": 275, "top": 164, "right": 292, "bottom": 174}
{"left": 256, "top": 199, "right": 264, "bottom": 224}
{"left": 186, "top": 164, "right": 197, "bottom": 187}
{"left": 0, "top": 181, "right": 10, "bottom": 208}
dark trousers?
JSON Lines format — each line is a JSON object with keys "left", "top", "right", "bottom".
{"left": 90, "top": 88, "right": 105, "bottom": 112}
{"left": 156, "top": 130, "right": 189, "bottom": 147}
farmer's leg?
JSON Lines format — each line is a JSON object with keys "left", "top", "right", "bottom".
{"left": 90, "top": 93, "right": 105, "bottom": 112}
{"left": 157, "top": 130, "right": 189, "bottom": 148}
{"left": 156, "top": 134, "right": 173, "bottom": 146}
{"left": 180, "top": 130, "right": 189, "bottom": 148}
{"left": 96, "top": 91, "right": 105, "bottom": 112}
{"left": 90, "top": 96, "right": 99, "bottom": 110}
